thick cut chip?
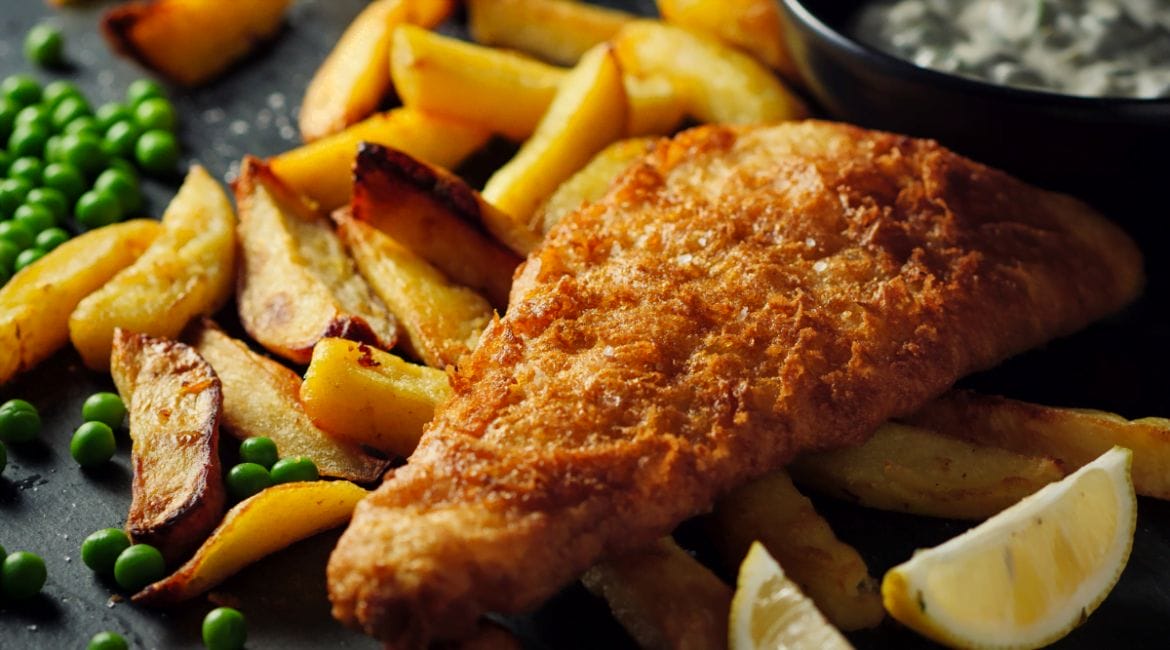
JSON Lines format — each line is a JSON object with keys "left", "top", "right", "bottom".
{"left": 334, "top": 211, "right": 493, "bottom": 370}
{"left": 482, "top": 43, "right": 627, "bottom": 251}
{"left": 234, "top": 157, "right": 397, "bottom": 365}
{"left": 112, "top": 330, "right": 225, "bottom": 564}
{"left": 69, "top": 166, "right": 236, "bottom": 371}
{"left": 270, "top": 108, "right": 490, "bottom": 211}
{"left": 466, "top": 0, "right": 633, "bottom": 66}
{"left": 656, "top": 0, "right": 798, "bottom": 80}
{"left": 102, "top": 0, "right": 291, "bottom": 86}
{"left": 134, "top": 480, "right": 368, "bottom": 605}
{"left": 534, "top": 137, "right": 656, "bottom": 235}
{"left": 1, "top": 220, "right": 160, "bottom": 385}
{"left": 300, "top": 338, "right": 452, "bottom": 458}
{"left": 299, "top": 0, "right": 453, "bottom": 141}
{"left": 186, "top": 320, "right": 388, "bottom": 483}
{"left": 351, "top": 144, "right": 521, "bottom": 309}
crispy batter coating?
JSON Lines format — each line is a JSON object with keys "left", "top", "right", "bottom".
{"left": 327, "top": 121, "right": 1143, "bottom": 646}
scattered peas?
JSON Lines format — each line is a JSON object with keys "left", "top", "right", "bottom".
{"left": 75, "top": 189, "right": 122, "bottom": 228}
{"left": 13, "top": 248, "right": 44, "bottom": 272}
{"left": 25, "top": 187, "right": 68, "bottom": 221}
{"left": 71, "top": 421, "right": 117, "bottom": 467}
{"left": 52, "top": 95, "right": 91, "bottom": 131}
{"left": 14, "top": 203, "right": 56, "bottom": 234}
{"left": 226, "top": 462, "right": 273, "bottom": 501}
{"left": 0, "top": 399, "right": 41, "bottom": 443}
{"left": 0, "top": 178, "right": 31, "bottom": 215}
{"left": 34, "top": 226, "right": 69, "bottom": 252}
{"left": 82, "top": 392, "right": 127, "bottom": 429}
{"left": 7, "top": 123, "right": 49, "bottom": 158}
{"left": 24, "top": 23, "right": 65, "bottom": 68}
{"left": 239, "top": 436, "right": 278, "bottom": 469}
{"left": 202, "top": 607, "right": 247, "bottom": 650}
{"left": 41, "top": 80, "right": 81, "bottom": 109}
{"left": 133, "top": 97, "right": 176, "bottom": 132}
{"left": 95, "top": 102, "right": 133, "bottom": 130}
{"left": 15, "top": 104, "right": 51, "bottom": 130}
{"left": 87, "top": 631, "right": 129, "bottom": 650}
{"left": 0, "top": 239, "right": 19, "bottom": 271}
{"left": 42, "top": 162, "right": 86, "bottom": 199}
{"left": 135, "top": 129, "right": 179, "bottom": 175}
{"left": 94, "top": 168, "right": 141, "bottom": 214}
{"left": 81, "top": 528, "right": 132, "bottom": 575}
{"left": 43, "top": 133, "right": 64, "bottom": 163}
{"left": 7, "top": 156, "right": 44, "bottom": 185}
{"left": 270, "top": 456, "right": 319, "bottom": 484}
{"left": 1, "top": 74, "right": 41, "bottom": 107}
{"left": 0, "top": 98, "right": 19, "bottom": 140}
{"left": 1, "top": 550, "right": 47, "bottom": 600}
{"left": 126, "top": 79, "right": 165, "bottom": 106}
{"left": 102, "top": 120, "right": 141, "bottom": 159}
{"left": 0, "top": 220, "right": 35, "bottom": 249}
{"left": 65, "top": 115, "right": 101, "bottom": 137}
{"left": 113, "top": 543, "right": 165, "bottom": 592}
{"left": 58, "top": 132, "right": 106, "bottom": 176}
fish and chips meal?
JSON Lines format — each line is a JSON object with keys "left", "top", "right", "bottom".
{"left": 1, "top": 1, "right": 1166, "bottom": 649}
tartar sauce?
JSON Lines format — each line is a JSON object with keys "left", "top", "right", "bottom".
{"left": 852, "top": 0, "right": 1170, "bottom": 99}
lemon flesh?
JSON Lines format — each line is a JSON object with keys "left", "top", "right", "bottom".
{"left": 730, "top": 541, "right": 854, "bottom": 650}
{"left": 882, "top": 446, "right": 1136, "bottom": 649}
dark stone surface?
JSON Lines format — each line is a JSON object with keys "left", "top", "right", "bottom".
{"left": 2, "top": 2, "right": 1168, "bottom": 649}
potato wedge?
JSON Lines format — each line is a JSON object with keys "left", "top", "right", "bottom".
{"left": 186, "top": 320, "right": 388, "bottom": 483}
{"left": 612, "top": 20, "right": 807, "bottom": 125}
{"left": 656, "top": 0, "right": 798, "bottom": 81}
{"left": 299, "top": 0, "right": 453, "bottom": 141}
{"left": 111, "top": 329, "right": 225, "bottom": 563}
{"left": 69, "top": 166, "right": 235, "bottom": 371}
{"left": 234, "top": 157, "right": 397, "bottom": 365}
{"left": 582, "top": 538, "right": 732, "bottom": 650}
{"left": 906, "top": 390, "right": 1170, "bottom": 500}
{"left": 133, "top": 480, "right": 367, "bottom": 605}
{"left": 270, "top": 108, "right": 490, "bottom": 211}
{"left": 300, "top": 338, "right": 451, "bottom": 457}
{"left": 352, "top": 143, "right": 522, "bottom": 309}
{"left": 709, "top": 471, "right": 884, "bottom": 631}
{"left": 0, "top": 220, "right": 160, "bottom": 385}
{"left": 102, "top": 0, "right": 291, "bottom": 86}
{"left": 534, "top": 137, "right": 656, "bottom": 234}
{"left": 482, "top": 43, "right": 627, "bottom": 249}
{"left": 790, "top": 422, "right": 1066, "bottom": 520}
{"left": 334, "top": 211, "right": 494, "bottom": 369}
{"left": 391, "top": 24, "right": 566, "bottom": 142}
{"left": 623, "top": 74, "right": 687, "bottom": 137}
{"left": 467, "top": 0, "right": 633, "bottom": 66}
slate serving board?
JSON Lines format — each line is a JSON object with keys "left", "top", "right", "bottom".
{"left": 2, "top": 2, "right": 1168, "bottom": 649}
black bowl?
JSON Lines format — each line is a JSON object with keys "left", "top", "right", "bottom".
{"left": 775, "top": 0, "right": 1169, "bottom": 213}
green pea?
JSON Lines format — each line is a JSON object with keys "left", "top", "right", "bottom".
{"left": 0, "top": 178, "right": 33, "bottom": 215}
{"left": 26, "top": 187, "right": 68, "bottom": 221}
{"left": 113, "top": 544, "right": 165, "bottom": 592}
{"left": 1, "top": 74, "right": 42, "bottom": 107}
{"left": 0, "top": 151, "right": 9, "bottom": 176}
{"left": 52, "top": 96, "right": 91, "bottom": 132}
{"left": 108, "top": 157, "right": 138, "bottom": 181}
{"left": 34, "top": 227, "right": 69, "bottom": 251}
{"left": 1, "top": 551, "right": 47, "bottom": 600}
{"left": 75, "top": 189, "right": 122, "bottom": 228}
{"left": 82, "top": 392, "right": 127, "bottom": 429}
{"left": 95, "top": 102, "right": 133, "bottom": 130}
{"left": 14, "top": 104, "right": 51, "bottom": 130}
{"left": 202, "top": 607, "right": 247, "bottom": 650}
{"left": 0, "top": 399, "right": 36, "bottom": 414}
{"left": 7, "top": 157, "right": 44, "bottom": 185}
{"left": 43, "top": 134, "right": 64, "bottom": 163}
{"left": 226, "top": 462, "right": 273, "bottom": 501}
{"left": 14, "top": 203, "right": 56, "bottom": 234}
{"left": 270, "top": 456, "right": 319, "bottom": 484}
{"left": 24, "top": 23, "right": 65, "bottom": 68}
{"left": 133, "top": 97, "right": 176, "bottom": 132}
{"left": 14, "top": 248, "right": 44, "bottom": 272}
{"left": 0, "top": 239, "right": 18, "bottom": 273}
{"left": 103, "top": 120, "right": 142, "bottom": 159}
{"left": 0, "top": 220, "right": 34, "bottom": 250}
{"left": 126, "top": 79, "right": 165, "bottom": 106}
{"left": 87, "top": 631, "right": 129, "bottom": 650}
{"left": 81, "top": 528, "right": 131, "bottom": 575}
{"left": 239, "top": 436, "right": 278, "bottom": 469}
{"left": 94, "top": 168, "right": 141, "bottom": 214}
{"left": 41, "top": 80, "right": 82, "bottom": 109}
{"left": 0, "top": 98, "right": 19, "bottom": 140}
{"left": 59, "top": 132, "right": 106, "bottom": 176}
{"left": 135, "top": 129, "right": 179, "bottom": 175}
{"left": 7, "top": 123, "right": 49, "bottom": 158}
{"left": 71, "top": 421, "right": 116, "bottom": 467}
{"left": 65, "top": 116, "right": 101, "bottom": 137}
{"left": 0, "top": 439, "right": 6, "bottom": 474}
{"left": 42, "top": 162, "right": 86, "bottom": 200}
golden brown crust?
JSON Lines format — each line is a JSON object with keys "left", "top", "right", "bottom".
{"left": 327, "top": 121, "right": 1143, "bottom": 645}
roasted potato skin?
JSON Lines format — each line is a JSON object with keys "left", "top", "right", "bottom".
{"left": 1, "top": 220, "right": 161, "bottom": 386}
{"left": 234, "top": 157, "right": 398, "bottom": 365}
{"left": 111, "top": 329, "right": 225, "bottom": 564}
{"left": 186, "top": 319, "right": 388, "bottom": 483}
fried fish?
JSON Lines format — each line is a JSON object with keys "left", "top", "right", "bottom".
{"left": 327, "top": 121, "right": 1143, "bottom": 646}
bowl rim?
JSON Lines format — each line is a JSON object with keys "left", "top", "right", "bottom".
{"left": 779, "top": 0, "right": 1170, "bottom": 109}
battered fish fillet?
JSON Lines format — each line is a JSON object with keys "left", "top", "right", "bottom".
{"left": 328, "top": 121, "right": 1143, "bottom": 646}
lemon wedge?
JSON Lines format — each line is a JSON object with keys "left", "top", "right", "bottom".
{"left": 882, "top": 446, "right": 1136, "bottom": 649}
{"left": 729, "top": 541, "right": 854, "bottom": 650}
